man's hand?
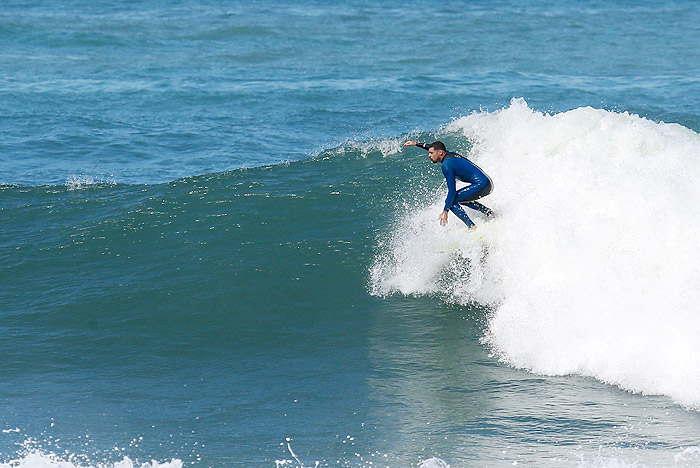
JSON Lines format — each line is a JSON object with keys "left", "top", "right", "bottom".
{"left": 439, "top": 210, "right": 449, "bottom": 226}
{"left": 403, "top": 141, "right": 417, "bottom": 147}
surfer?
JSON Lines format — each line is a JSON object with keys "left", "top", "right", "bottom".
{"left": 403, "top": 140, "right": 494, "bottom": 231}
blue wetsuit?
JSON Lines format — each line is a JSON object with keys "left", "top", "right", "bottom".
{"left": 417, "top": 143, "right": 494, "bottom": 228}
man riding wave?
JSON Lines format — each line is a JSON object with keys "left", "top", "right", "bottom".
{"left": 403, "top": 140, "right": 494, "bottom": 231}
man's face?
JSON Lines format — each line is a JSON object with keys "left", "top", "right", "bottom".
{"left": 428, "top": 147, "right": 444, "bottom": 163}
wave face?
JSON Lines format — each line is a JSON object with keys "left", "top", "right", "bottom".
{"left": 371, "top": 98, "right": 700, "bottom": 409}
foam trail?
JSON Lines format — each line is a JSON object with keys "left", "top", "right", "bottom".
{"left": 275, "top": 442, "right": 319, "bottom": 468}
{"left": 371, "top": 98, "right": 700, "bottom": 409}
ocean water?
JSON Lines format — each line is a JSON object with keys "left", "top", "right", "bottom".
{"left": 2, "top": 1, "right": 700, "bottom": 467}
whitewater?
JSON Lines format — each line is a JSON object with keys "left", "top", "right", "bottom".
{"left": 371, "top": 98, "right": 700, "bottom": 410}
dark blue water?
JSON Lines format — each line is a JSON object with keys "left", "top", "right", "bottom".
{"left": 2, "top": 1, "right": 700, "bottom": 467}
{"left": 2, "top": 0, "right": 698, "bottom": 186}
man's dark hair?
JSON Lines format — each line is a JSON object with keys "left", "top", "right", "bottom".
{"left": 429, "top": 141, "right": 447, "bottom": 152}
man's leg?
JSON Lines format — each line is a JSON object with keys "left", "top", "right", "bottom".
{"left": 449, "top": 203, "right": 476, "bottom": 228}
{"left": 455, "top": 182, "right": 494, "bottom": 217}
{"left": 462, "top": 201, "right": 494, "bottom": 217}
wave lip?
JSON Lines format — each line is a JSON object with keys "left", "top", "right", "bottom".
{"left": 371, "top": 98, "right": 700, "bottom": 409}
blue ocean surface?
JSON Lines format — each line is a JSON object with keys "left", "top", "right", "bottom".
{"left": 2, "top": 1, "right": 700, "bottom": 467}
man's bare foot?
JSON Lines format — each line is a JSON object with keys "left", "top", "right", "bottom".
{"left": 468, "top": 225, "right": 478, "bottom": 232}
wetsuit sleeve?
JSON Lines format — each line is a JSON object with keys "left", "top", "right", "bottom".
{"left": 416, "top": 142, "right": 430, "bottom": 150}
{"left": 441, "top": 161, "right": 457, "bottom": 211}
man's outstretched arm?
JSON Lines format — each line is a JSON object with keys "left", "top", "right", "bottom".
{"left": 403, "top": 141, "right": 430, "bottom": 150}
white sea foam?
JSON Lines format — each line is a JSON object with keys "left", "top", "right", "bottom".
{"left": 370, "top": 98, "right": 700, "bottom": 409}
{"left": 419, "top": 457, "right": 450, "bottom": 468}
{"left": 0, "top": 453, "right": 182, "bottom": 468}
{"left": 65, "top": 175, "right": 116, "bottom": 190}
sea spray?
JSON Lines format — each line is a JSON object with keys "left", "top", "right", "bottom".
{"left": 371, "top": 99, "right": 700, "bottom": 409}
